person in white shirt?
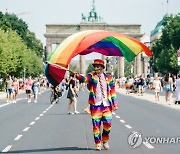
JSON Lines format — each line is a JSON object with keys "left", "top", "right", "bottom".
{"left": 175, "top": 74, "right": 180, "bottom": 104}
{"left": 153, "top": 76, "right": 162, "bottom": 101}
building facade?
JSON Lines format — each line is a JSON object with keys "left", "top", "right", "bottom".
{"left": 44, "top": 0, "right": 148, "bottom": 77}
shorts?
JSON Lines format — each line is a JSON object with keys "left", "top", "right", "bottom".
{"left": 164, "top": 85, "right": 172, "bottom": 92}
{"left": 14, "top": 89, "right": 18, "bottom": 95}
{"left": 33, "top": 87, "right": 39, "bottom": 94}
{"left": 6, "top": 88, "right": 13, "bottom": 95}
{"left": 26, "top": 90, "right": 31, "bottom": 94}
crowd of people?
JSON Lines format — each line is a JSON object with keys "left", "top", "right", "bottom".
{"left": 4, "top": 72, "right": 180, "bottom": 106}
{"left": 4, "top": 75, "right": 48, "bottom": 103}
{"left": 117, "top": 73, "right": 180, "bottom": 104}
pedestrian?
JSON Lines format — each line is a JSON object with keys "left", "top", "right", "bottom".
{"left": 32, "top": 78, "right": 40, "bottom": 103}
{"left": 25, "top": 76, "right": 33, "bottom": 103}
{"left": 125, "top": 76, "right": 133, "bottom": 94}
{"left": 175, "top": 74, "right": 180, "bottom": 104}
{"left": 153, "top": 76, "right": 162, "bottom": 101}
{"left": 137, "top": 75, "right": 144, "bottom": 96}
{"left": 163, "top": 73, "right": 173, "bottom": 102}
{"left": 76, "top": 59, "right": 118, "bottom": 151}
{"left": 5, "top": 75, "right": 13, "bottom": 103}
{"left": 65, "top": 78, "right": 69, "bottom": 91}
{"left": 60, "top": 79, "right": 66, "bottom": 93}
{"left": 12, "top": 77, "right": 19, "bottom": 103}
{"left": 67, "top": 73, "right": 79, "bottom": 114}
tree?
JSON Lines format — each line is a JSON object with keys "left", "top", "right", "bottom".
{"left": 151, "top": 14, "right": 180, "bottom": 74}
{"left": 124, "top": 60, "right": 133, "bottom": 77}
{"left": 0, "top": 29, "right": 43, "bottom": 78}
{"left": 69, "top": 64, "right": 79, "bottom": 72}
{"left": 0, "top": 12, "right": 43, "bottom": 57}
{"left": 86, "top": 64, "right": 94, "bottom": 74}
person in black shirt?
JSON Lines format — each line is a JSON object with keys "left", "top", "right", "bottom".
{"left": 67, "top": 73, "right": 79, "bottom": 114}
{"left": 137, "top": 75, "right": 144, "bottom": 96}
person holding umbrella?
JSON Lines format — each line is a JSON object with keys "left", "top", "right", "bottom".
{"left": 76, "top": 59, "right": 118, "bottom": 151}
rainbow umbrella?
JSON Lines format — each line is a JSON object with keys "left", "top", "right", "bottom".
{"left": 45, "top": 30, "right": 153, "bottom": 86}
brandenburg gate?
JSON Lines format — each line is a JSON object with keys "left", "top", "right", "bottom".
{"left": 44, "top": 0, "right": 149, "bottom": 78}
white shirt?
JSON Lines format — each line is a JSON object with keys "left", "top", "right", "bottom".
{"left": 95, "top": 73, "right": 110, "bottom": 106}
{"left": 176, "top": 78, "right": 180, "bottom": 101}
{"left": 153, "top": 80, "right": 161, "bottom": 92}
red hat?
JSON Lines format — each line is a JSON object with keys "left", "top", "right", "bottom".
{"left": 92, "top": 59, "right": 105, "bottom": 69}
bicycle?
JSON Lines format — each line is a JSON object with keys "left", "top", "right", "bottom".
{"left": 50, "top": 90, "right": 60, "bottom": 104}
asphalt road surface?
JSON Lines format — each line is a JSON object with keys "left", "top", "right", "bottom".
{"left": 0, "top": 89, "right": 180, "bottom": 154}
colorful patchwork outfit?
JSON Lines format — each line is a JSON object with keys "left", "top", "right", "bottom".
{"left": 77, "top": 71, "right": 118, "bottom": 147}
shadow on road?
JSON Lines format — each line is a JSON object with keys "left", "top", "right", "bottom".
{"left": 5, "top": 147, "right": 94, "bottom": 153}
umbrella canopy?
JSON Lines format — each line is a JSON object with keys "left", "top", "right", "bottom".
{"left": 45, "top": 30, "right": 153, "bottom": 86}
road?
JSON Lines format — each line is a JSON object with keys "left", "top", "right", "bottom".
{"left": 0, "top": 89, "right": 180, "bottom": 154}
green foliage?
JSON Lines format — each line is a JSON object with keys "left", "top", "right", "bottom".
{"left": 151, "top": 14, "right": 180, "bottom": 74}
{"left": 69, "top": 64, "right": 79, "bottom": 72}
{"left": 0, "top": 11, "right": 44, "bottom": 82}
{"left": 0, "top": 29, "right": 43, "bottom": 79}
{"left": 124, "top": 60, "right": 133, "bottom": 77}
{"left": 113, "top": 68, "right": 118, "bottom": 78}
{"left": 86, "top": 64, "right": 94, "bottom": 74}
{"left": 0, "top": 12, "right": 43, "bottom": 57}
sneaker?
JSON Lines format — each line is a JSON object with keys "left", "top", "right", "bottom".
{"left": 67, "top": 112, "right": 74, "bottom": 115}
{"left": 103, "top": 142, "right": 110, "bottom": 150}
{"left": 95, "top": 145, "right": 101, "bottom": 151}
{"left": 74, "top": 111, "right": 80, "bottom": 114}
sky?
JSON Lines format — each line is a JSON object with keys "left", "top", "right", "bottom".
{"left": 0, "top": 0, "right": 180, "bottom": 60}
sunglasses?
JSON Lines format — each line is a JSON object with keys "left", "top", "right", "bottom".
{"left": 94, "top": 65, "right": 102, "bottom": 69}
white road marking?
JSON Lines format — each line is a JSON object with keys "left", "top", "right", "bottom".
{"left": 30, "top": 121, "right": 35, "bottom": 125}
{"left": 17, "top": 98, "right": 23, "bottom": 101}
{"left": 46, "top": 109, "right": 49, "bottom": 111}
{"left": 43, "top": 111, "right": 46, "bottom": 113}
{"left": 35, "top": 117, "right": 40, "bottom": 120}
{"left": 120, "top": 119, "right": 126, "bottom": 123}
{"left": 112, "top": 112, "right": 116, "bottom": 115}
{"left": 23, "top": 127, "right": 30, "bottom": 132}
{"left": 0, "top": 103, "right": 11, "bottom": 108}
{"left": 40, "top": 114, "right": 44, "bottom": 117}
{"left": 125, "top": 125, "right": 132, "bottom": 129}
{"left": 14, "top": 135, "right": 23, "bottom": 141}
{"left": 2, "top": 145, "right": 13, "bottom": 152}
{"left": 115, "top": 115, "right": 120, "bottom": 119}
{"left": 143, "top": 142, "right": 154, "bottom": 149}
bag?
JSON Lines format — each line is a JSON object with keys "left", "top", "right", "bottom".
{"left": 152, "top": 84, "right": 156, "bottom": 90}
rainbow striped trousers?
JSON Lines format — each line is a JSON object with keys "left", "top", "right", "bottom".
{"left": 90, "top": 104, "right": 112, "bottom": 146}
